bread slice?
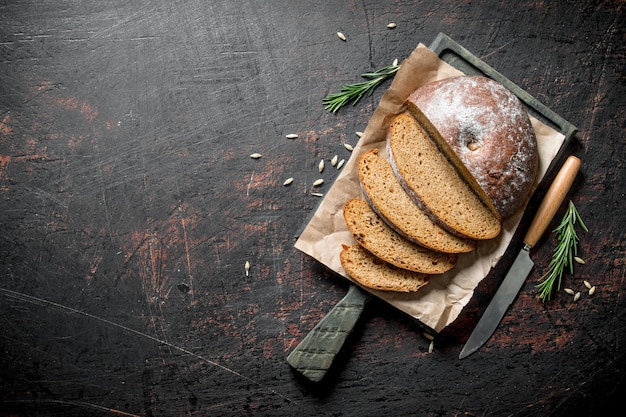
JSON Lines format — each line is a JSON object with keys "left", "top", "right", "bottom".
{"left": 358, "top": 149, "right": 475, "bottom": 253}
{"left": 339, "top": 244, "right": 429, "bottom": 293}
{"left": 344, "top": 198, "right": 457, "bottom": 274}
{"left": 387, "top": 112, "right": 501, "bottom": 240}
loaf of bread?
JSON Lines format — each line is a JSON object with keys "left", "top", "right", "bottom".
{"left": 387, "top": 112, "right": 501, "bottom": 240}
{"left": 407, "top": 76, "right": 538, "bottom": 218}
{"left": 338, "top": 76, "right": 536, "bottom": 294}
{"left": 358, "top": 149, "right": 475, "bottom": 253}
{"left": 343, "top": 198, "right": 457, "bottom": 274}
{"left": 339, "top": 244, "right": 430, "bottom": 293}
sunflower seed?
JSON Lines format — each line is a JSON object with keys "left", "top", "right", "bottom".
{"left": 588, "top": 286, "right": 596, "bottom": 296}
{"left": 285, "top": 133, "right": 298, "bottom": 139}
{"left": 318, "top": 159, "right": 325, "bottom": 173}
{"left": 355, "top": 131, "right": 363, "bottom": 138}
{"left": 245, "top": 261, "right": 250, "bottom": 276}
{"left": 574, "top": 256, "right": 586, "bottom": 265}
{"left": 331, "top": 155, "right": 338, "bottom": 166}
{"left": 564, "top": 288, "right": 575, "bottom": 295}
{"left": 573, "top": 291, "right": 581, "bottom": 302}
{"left": 387, "top": 22, "right": 397, "bottom": 29}
{"left": 392, "top": 58, "right": 399, "bottom": 66}
{"left": 344, "top": 143, "right": 353, "bottom": 151}
{"left": 337, "top": 32, "right": 346, "bottom": 41}
{"left": 423, "top": 332, "right": 434, "bottom": 341}
{"left": 337, "top": 159, "right": 345, "bottom": 169}
{"left": 250, "top": 153, "right": 262, "bottom": 159}
{"left": 584, "top": 280, "right": 592, "bottom": 289}
{"left": 311, "top": 192, "right": 324, "bottom": 197}
{"left": 312, "top": 178, "right": 324, "bottom": 187}
{"left": 283, "top": 177, "right": 294, "bottom": 186}
{"left": 428, "top": 340, "right": 434, "bottom": 353}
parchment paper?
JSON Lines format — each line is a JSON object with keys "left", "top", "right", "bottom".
{"left": 294, "top": 44, "right": 565, "bottom": 332}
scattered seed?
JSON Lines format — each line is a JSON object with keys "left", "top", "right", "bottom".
{"left": 312, "top": 178, "right": 324, "bottom": 187}
{"left": 355, "top": 131, "right": 364, "bottom": 138}
{"left": 331, "top": 155, "right": 338, "bottom": 166}
{"left": 589, "top": 286, "right": 596, "bottom": 296}
{"left": 574, "top": 256, "right": 586, "bottom": 265}
{"left": 564, "top": 288, "right": 575, "bottom": 295}
{"left": 344, "top": 143, "right": 354, "bottom": 151}
{"left": 318, "top": 159, "right": 325, "bottom": 173}
{"left": 428, "top": 340, "right": 434, "bottom": 353}
{"left": 423, "top": 332, "right": 434, "bottom": 341}
{"left": 283, "top": 177, "right": 294, "bottom": 186}
{"left": 285, "top": 133, "right": 298, "bottom": 139}
{"left": 584, "top": 280, "right": 592, "bottom": 289}
{"left": 573, "top": 291, "right": 581, "bottom": 302}
{"left": 250, "top": 153, "right": 262, "bottom": 159}
{"left": 337, "top": 159, "right": 345, "bottom": 169}
{"left": 337, "top": 32, "right": 346, "bottom": 41}
{"left": 387, "top": 22, "right": 397, "bottom": 29}
{"left": 392, "top": 58, "right": 399, "bottom": 66}
{"left": 311, "top": 192, "right": 324, "bottom": 197}
{"left": 245, "top": 261, "right": 250, "bottom": 276}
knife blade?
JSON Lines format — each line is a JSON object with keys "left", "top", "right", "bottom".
{"left": 459, "top": 155, "right": 581, "bottom": 359}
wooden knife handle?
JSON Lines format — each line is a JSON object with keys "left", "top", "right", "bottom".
{"left": 524, "top": 155, "right": 581, "bottom": 248}
{"left": 287, "top": 285, "right": 371, "bottom": 383}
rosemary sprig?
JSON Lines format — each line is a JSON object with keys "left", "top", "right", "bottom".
{"left": 536, "top": 201, "right": 588, "bottom": 302}
{"left": 322, "top": 63, "right": 400, "bottom": 113}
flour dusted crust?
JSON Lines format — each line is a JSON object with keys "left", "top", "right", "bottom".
{"left": 407, "top": 76, "right": 539, "bottom": 219}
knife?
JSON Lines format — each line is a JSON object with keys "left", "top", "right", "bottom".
{"left": 459, "top": 155, "right": 581, "bottom": 359}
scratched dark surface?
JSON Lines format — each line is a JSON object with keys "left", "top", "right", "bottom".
{"left": 1, "top": 1, "right": 624, "bottom": 416}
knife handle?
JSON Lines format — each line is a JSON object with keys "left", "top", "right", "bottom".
{"left": 524, "top": 155, "right": 581, "bottom": 248}
{"left": 287, "top": 284, "right": 371, "bottom": 383}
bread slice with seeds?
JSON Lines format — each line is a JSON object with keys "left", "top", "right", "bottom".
{"left": 339, "top": 244, "right": 429, "bottom": 293}
{"left": 387, "top": 112, "right": 501, "bottom": 240}
{"left": 358, "top": 149, "right": 475, "bottom": 253}
{"left": 343, "top": 198, "right": 457, "bottom": 274}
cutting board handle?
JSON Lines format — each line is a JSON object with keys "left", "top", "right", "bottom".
{"left": 287, "top": 285, "right": 372, "bottom": 383}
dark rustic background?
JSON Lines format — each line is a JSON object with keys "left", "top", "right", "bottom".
{"left": 1, "top": 1, "right": 624, "bottom": 416}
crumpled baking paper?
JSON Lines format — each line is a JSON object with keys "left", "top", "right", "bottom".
{"left": 294, "top": 44, "right": 565, "bottom": 332}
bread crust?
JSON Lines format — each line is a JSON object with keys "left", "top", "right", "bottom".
{"left": 407, "top": 75, "right": 538, "bottom": 218}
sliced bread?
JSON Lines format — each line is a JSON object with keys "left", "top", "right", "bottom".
{"left": 339, "top": 244, "right": 429, "bottom": 293}
{"left": 406, "top": 76, "right": 538, "bottom": 219}
{"left": 358, "top": 149, "right": 475, "bottom": 253}
{"left": 387, "top": 112, "right": 501, "bottom": 240}
{"left": 344, "top": 198, "right": 458, "bottom": 274}
{"left": 406, "top": 102, "right": 501, "bottom": 219}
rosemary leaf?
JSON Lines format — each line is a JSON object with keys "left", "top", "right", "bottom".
{"left": 536, "top": 201, "right": 588, "bottom": 302}
{"left": 323, "top": 64, "right": 400, "bottom": 113}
